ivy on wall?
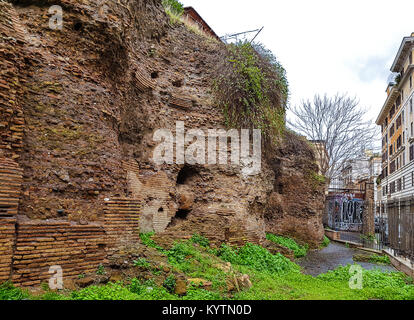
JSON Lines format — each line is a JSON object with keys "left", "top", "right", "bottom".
{"left": 212, "top": 41, "right": 289, "bottom": 144}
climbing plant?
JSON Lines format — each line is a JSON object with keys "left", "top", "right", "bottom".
{"left": 212, "top": 41, "right": 289, "bottom": 144}
{"left": 162, "top": 0, "right": 184, "bottom": 16}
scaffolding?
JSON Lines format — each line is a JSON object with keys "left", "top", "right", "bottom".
{"left": 220, "top": 27, "right": 264, "bottom": 44}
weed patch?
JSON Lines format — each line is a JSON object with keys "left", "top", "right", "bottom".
{"left": 266, "top": 233, "right": 309, "bottom": 258}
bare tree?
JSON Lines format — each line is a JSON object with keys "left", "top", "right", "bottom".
{"left": 288, "top": 94, "right": 379, "bottom": 181}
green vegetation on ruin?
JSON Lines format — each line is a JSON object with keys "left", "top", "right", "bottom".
{"left": 1, "top": 234, "right": 413, "bottom": 300}
{"left": 320, "top": 236, "right": 331, "bottom": 249}
{"left": 212, "top": 42, "right": 288, "bottom": 144}
{"left": 266, "top": 233, "right": 309, "bottom": 258}
{"left": 162, "top": 0, "right": 184, "bottom": 17}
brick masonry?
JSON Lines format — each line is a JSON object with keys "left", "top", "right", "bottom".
{"left": 0, "top": 217, "right": 16, "bottom": 283}
{"left": 0, "top": 159, "right": 142, "bottom": 286}
{"left": 12, "top": 220, "right": 106, "bottom": 287}
{"left": 0, "top": 200, "right": 142, "bottom": 286}
{"left": 104, "top": 198, "right": 141, "bottom": 256}
{"left": 0, "top": 3, "right": 25, "bottom": 160}
{"left": 0, "top": 157, "right": 23, "bottom": 216}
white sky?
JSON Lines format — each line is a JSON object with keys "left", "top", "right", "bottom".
{"left": 181, "top": 0, "right": 414, "bottom": 125}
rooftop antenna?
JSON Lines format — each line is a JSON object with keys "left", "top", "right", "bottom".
{"left": 220, "top": 27, "right": 264, "bottom": 44}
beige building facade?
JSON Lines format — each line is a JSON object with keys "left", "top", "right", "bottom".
{"left": 376, "top": 33, "right": 414, "bottom": 203}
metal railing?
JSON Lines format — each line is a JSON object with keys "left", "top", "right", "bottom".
{"left": 385, "top": 198, "right": 414, "bottom": 262}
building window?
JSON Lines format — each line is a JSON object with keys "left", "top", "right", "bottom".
{"left": 390, "top": 181, "right": 396, "bottom": 194}
{"left": 390, "top": 160, "right": 396, "bottom": 174}
{"left": 397, "top": 135, "right": 402, "bottom": 149}
{"left": 397, "top": 178, "right": 402, "bottom": 192}
{"left": 390, "top": 105, "right": 396, "bottom": 119}
{"left": 410, "top": 145, "right": 414, "bottom": 162}
{"left": 411, "top": 122, "right": 413, "bottom": 137}
{"left": 397, "top": 115, "right": 402, "bottom": 129}
{"left": 390, "top": 124, "right": 395, "bottom": 137}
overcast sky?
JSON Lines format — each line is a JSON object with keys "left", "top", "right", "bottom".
{"left": 181, "top": 0, "right": 414, "bottom": 125}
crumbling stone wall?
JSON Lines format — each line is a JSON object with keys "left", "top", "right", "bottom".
{"left": 264, "top": 133, "right": 326, "bottom": 247}
{"left": 0, "top": 3, "right": 25, "bottom": 160}
{"left": 0, "top": 0, "right": 326, "bottom": 286}
{"left": 0, "top": 217, "right": 15, "bottom": 283}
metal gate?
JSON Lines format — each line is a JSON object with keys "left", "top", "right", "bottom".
{"left": 323, "top": 185, "right": 385, "bottom": 250}
{"left": 324, "top": 189, "right": 365, "bottom": 232}
{"left": 381, "top": 198, "right": 414, "bottom": 262}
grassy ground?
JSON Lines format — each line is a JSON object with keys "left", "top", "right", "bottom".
{"left": 1, "top": 234, "right": 413, "bottom": 300}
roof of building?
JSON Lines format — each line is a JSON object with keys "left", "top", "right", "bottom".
{"left": 376, "top": 33, "right": 414, "bottom": 125}
{"left": 391, "top": 33, "right": 414, "bottom": 72}
{"left": 183, "top": 7, "right": 221, "bottom": 41}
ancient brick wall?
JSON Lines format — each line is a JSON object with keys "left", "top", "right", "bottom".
{"left": 0, "top": 158, "right": 23, "bottom": 215}
{"left": 104, "top": 198, "right": 141, "bottom": 256}
{"left": 0, "top": 217, "right": 16, "bottom": 283}
{"left": 0, "top": 157, "right": 142, "bottom": 286}
{"left": 12, "top": 221, "right": 106, "bottom": 287}
{"left": 0, "top": 3, "right": 25, "bottom": 160}
{"left": 124, "top": 163, "right": 175, "bottom": 234}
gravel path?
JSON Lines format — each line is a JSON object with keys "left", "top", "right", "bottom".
{"left": 296, "top": 242, "right": 396, "bottom": 276}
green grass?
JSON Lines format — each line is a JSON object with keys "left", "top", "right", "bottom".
{"left": 320, "top": 236, "right": 331, "bottom": 249}
{"left": 133, "top": 258, "right": 150, "bottom": 268}
{"left": 0, "top": 282, "right": 30, "bottom": 300}
{"left": 368, "top": 254, "right": 391, "bottom": 265}
{"left": 266, "top": 233, "right": 309, "bottom": 258}
{"left": 218, "top": 243, "right": 300, "bottom": 274}
{"left": 1, "top": 236, "right": 413, "bottom": 301}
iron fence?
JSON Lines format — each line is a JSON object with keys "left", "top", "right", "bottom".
{"left": 385, "top": 198, "right": 414, "bottom": 262}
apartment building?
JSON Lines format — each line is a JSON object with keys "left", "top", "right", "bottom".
{"left": 376, "top": 33, "right": 414, "bottom": 202}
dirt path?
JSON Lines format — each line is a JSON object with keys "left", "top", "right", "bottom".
{"left": 297, "top": 242, "right": 396, "bottom": 276}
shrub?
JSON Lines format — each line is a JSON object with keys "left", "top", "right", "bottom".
{"left": 0, "top": 282, "right": 30, "bottom": 300}
{"left": 129, "top": 278, "right": 176, "bottom": 300}
{"left": 163, "top": 275, "right": 176, "bottom": 293}
{"left": 133, "top": 258, "right": 150, "bottom": 268}
{"left": 162, "top": 0, "right": 184, "bottom": 16}
{"left": 140, "top": 232, "right": 165, "bottom": 252}
{"left": 191, "top": 234, "right": 210, "bottom": 248}
{"left": 96, "top": 264, "right": 106, "bottom": 275}
{"left": 217, "top": 243, "right": 300, "bottom": 274}
{"left": 167, "top": 242, "right": 196, "bottom": 265}
{"left": 368, "top": 254, "right": 391, "bottom": 265}
{"left": 212, "top": 42, "right": 288, "bottom": 144}
{"left": 70, "top": 283, "right": 139, "bottom": 300}
{"left": 321, "top": 235, "right": 331, "bottom": 248}
{"left": 266, "top": 233, "right": 309, "bottom": 258}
